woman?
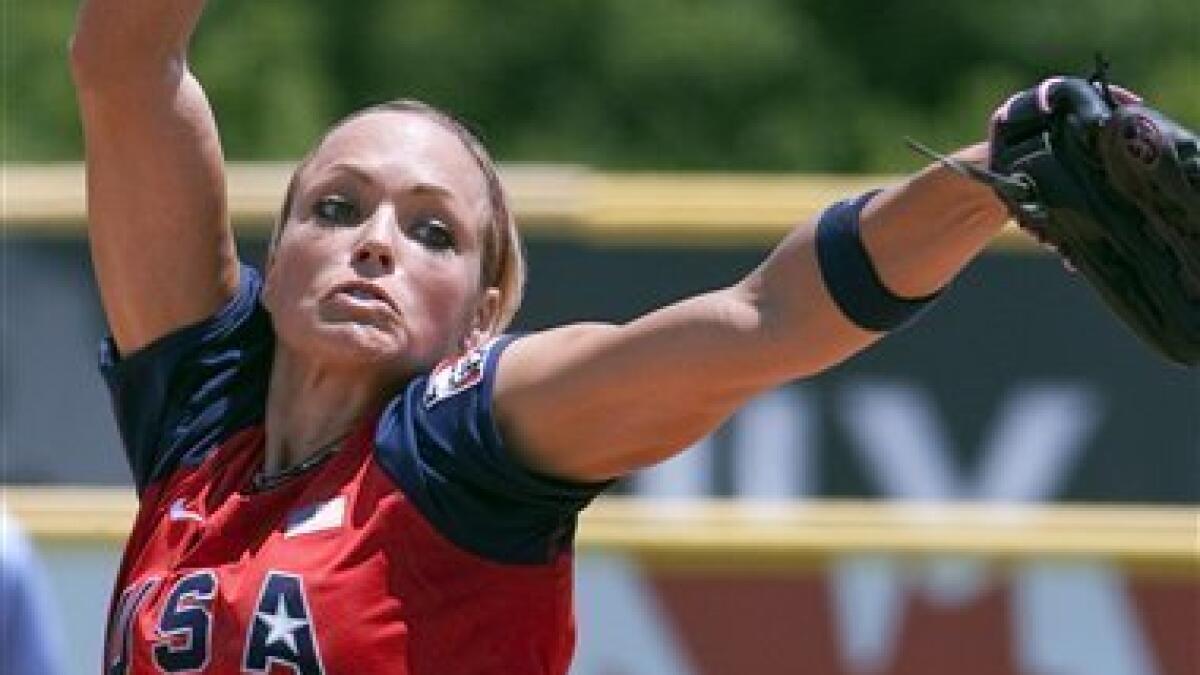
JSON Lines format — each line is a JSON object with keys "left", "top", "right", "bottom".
{"left": 71, "top": 0, "right": 1009, "bottom": 673}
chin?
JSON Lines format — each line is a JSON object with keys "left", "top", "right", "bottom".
{"left": 281, "top": 319, "right": 416, "bottom": 372}
{"left": 326, "top": 323, "right": 416, "bottom": 365}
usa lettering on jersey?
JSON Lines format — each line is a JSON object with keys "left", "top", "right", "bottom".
{"left": 154, "top": 571, "right": 217, "bottom": 672}
{"left": 244, "top": 572, "right": 324, "bottom": 675}
{"left": 107, "top": 577, "right": 160, "bottom": 674}
{"left": 107, "top": 571, "right": 324, "bottom": 674}
{"left": 423, "top": 339, "right": 496, "bottom": 408}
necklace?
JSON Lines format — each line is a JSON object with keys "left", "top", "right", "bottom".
{"left": 251, "top": 433, "right": 348, "bottom": 492}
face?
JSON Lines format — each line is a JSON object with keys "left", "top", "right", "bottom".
{"left": 263, "top": 110, "right": 500, "bottom": 381}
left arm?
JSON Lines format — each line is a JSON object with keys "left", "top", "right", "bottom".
{"left": 858, "top": 144, "right": 1009, "bottom": 297}
{"left": 494, "top": 143, "right": 1007, "bottom": 481}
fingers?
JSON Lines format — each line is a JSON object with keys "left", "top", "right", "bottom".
{"left": 987, "top": 91, "right": 1024, "bottom": 152}
{"left": 990, "top": 76, "right": 1137, "bottom": 147}
{"left": 1036, "top": 76, "right": 1069, "bottom": 113}
{"left": 991, "top": 92, "right": 1022, "bottom": 125}
{"left": 1107, "top": 84, "right": 1142, "bottom": 105}
{"left": 996, "top": 77, "right": 1140, "bottom": 125}
{"left": 989, "top": 87, "right": 1052, "bottom": 155}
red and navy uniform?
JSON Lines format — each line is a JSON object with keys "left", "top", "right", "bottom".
{"left": 99, "top": 265, "right": 609, "bottom": 674}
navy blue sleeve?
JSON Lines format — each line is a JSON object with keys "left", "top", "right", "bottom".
{"left": 374, "top": 335, "right": 614, "bottom": 565}
{"left": 99, "top": 264, "right": 273, "bottom": 494}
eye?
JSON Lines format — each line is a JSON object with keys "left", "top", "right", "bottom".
{"left": 409, "top": 217, "right": 456, "bottom": 251}
{"left": 313, "top": 195, "right": 360, "bottom": 224}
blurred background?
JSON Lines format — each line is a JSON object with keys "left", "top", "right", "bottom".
{"left": 3, "top": 1, "right": 1198, "bottom": 674}
{"left": 6, "top": 0, "right": 1200, "bottom": 168}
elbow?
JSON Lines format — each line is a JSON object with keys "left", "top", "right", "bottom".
{"left": 69, "top": 0, "right": 127, "bottom": 84}
{"left": 67, "top": 29, "right": 96, "bottom": 83}
{"left": 67, "top": 6, "right": 119, "bottom": 85}
{"left": 68, "top": 29, "right": 124, "bottom": 88}
{"left": 69, "top": 25, "right": 181, "bottom": 91}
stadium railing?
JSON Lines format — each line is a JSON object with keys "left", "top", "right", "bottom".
{"left": 4, "top": 163, "right": 1040, "bottom": 248}
{"left": 6, "top": 488, "right": 1196, "bottom": 573}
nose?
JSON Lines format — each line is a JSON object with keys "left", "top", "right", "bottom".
{"left": 352, "top": 209, "right": 396, "bottom": 275}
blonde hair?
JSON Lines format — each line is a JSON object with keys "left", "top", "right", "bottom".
{"left": 272, "top": 100, "right": 526, "bottom": 335}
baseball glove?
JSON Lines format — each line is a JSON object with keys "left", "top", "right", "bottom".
{"left": 913, "top": 62, "right": 1200, "bottom": 367}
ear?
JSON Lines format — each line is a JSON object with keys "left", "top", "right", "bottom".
{"left": 464, "top": 287, "right": 502, "bottom": 350}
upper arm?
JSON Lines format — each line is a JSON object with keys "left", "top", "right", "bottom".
{"left": 494, "top": 263, "right": 874, "bottom": 482}
{"left": 72, "top": 20, "right": 239, "bottom": 355}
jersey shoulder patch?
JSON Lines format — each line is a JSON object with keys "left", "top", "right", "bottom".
{"left": 422, "top": 339, "right": 500, "bottom": 408}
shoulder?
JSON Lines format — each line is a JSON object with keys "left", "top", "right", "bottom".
{"left": 100, "top": 263, "right": 273, "bottom": 493}
{"left": 373, "top": 334, "right": 612, "bottom": 564}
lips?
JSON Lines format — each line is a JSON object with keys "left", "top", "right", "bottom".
{"left": 329, "top": 281, "right": 398, "bottom": 315}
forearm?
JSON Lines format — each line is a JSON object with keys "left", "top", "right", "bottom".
{"left": 859, "top": 142, "right": 1009, "bottom": 297}
{"left": 70, "top": 0, "right": 234, "bottom": 354}
{"left": 70, "top": 0, "right": 209, "bottom": 83}
{"left": 747, "top": 143, "right": 1008, "bottom": 373}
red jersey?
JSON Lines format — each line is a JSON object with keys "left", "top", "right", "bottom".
{"left": 99, "top": 265, "right": 609, "bottom": 674}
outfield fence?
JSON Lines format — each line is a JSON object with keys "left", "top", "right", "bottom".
{"left": 4, "top": 488, "right": 1197, "bottom": 675}
{"left": 7, "top": 488, "right": 1197, "bottom": 570}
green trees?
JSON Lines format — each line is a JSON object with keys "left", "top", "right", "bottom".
{"left": 7, "top": 0, "right": 1196, "bottom": 170}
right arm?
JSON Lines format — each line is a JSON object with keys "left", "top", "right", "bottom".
{"left": 70, "top": 0, "right": 238, "bottom": 355}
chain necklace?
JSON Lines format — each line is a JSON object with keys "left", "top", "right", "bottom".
{"left": 250, "top": 433, "right": 349, "bottom": 492}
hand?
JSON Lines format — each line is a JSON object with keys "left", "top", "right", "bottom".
{"left": 984, "top": 71, "right": 1200, "bottom": 367}
{"left": 989, "top": 76, "right": 1141, "bottom": 174}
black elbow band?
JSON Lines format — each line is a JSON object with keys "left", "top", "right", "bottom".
{"left": 815, "top": 191, "right": 940, "bottom": 333}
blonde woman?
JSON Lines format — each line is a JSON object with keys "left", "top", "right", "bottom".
{"left": 72, "top": 1, "right": 1009, "bottom": 673}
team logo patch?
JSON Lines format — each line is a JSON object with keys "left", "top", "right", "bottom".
{"left": 423, "top": 339, "right": 500, "bottom": 408}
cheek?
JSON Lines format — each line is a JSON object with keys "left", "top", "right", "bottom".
{"left": 263, "top": 243, "right": 339, "bottom": 335}
{"left": 267, "top": 236, "right": 336, "bottom": 302}
{"left": 401, "top": 255, "right": 483, "bottom": 332}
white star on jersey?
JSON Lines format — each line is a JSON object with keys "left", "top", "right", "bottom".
{"left": 256, "top": 594, "right": 308, "bottom": 654}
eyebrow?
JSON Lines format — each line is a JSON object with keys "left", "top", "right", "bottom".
{"left": 324, "top": 162, "right": 457, "bottom": 199}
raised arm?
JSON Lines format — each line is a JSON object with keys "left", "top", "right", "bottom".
{"left": 495, "top": 144, "right": 1008, "bottom": 481}
{"left": 70, "top": 0, "right": 237, "bottom": 354}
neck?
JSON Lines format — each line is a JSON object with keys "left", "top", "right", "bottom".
{"left": 263, "top": 346, "right": 396, "bottom": 474}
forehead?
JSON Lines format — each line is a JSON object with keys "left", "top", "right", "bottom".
{"left": 303, "top": 110, "right": 490, "bottom": 209}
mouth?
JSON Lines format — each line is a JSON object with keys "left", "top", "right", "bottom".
{"left": 329, "top": 281, "right": 399, "bottom": 316}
